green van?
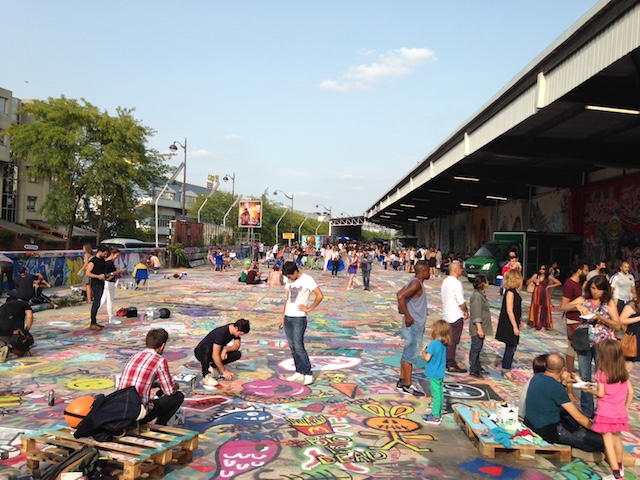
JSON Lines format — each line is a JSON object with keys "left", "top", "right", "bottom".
{"left": 462, "top": 241, "right": 519, "bottom": 284}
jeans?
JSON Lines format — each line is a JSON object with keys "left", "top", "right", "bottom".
{"left": 446, "top": 318, "right": 464, "bottom": 368}
{"left": 501, "top": 344, "right": 518, "bottom": 371}
{"left": 557, "top": 422, "right": 604, "bottom": 452}
{"left": 401, "top": 321, "right": 426, "bottom": 364}
{"left": 577, "top": 345, "right": 598, "bottom": 417}
{"left": 469, "top": 335, "right": 484, "bottom": 373}
{"left": 284, "top": 315, "right": 312, "bottom": 375}
{"left": 90, "top": 281, "right": 104, "bottom": 325}
{"left": 362, "top": 268, "right": 371, "bottom": 288}
{"left": 142, "top": 391, "right": 185, "bottom": 425}
{"left": 430, "top": 378, "right": 444, "bottom": 418}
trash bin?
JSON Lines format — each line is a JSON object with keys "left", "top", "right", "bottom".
{"left": 495, "top": 275, "right": 503, "bottom": 287}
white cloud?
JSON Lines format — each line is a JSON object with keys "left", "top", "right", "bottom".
{"left": 320, "top": 47, "right": 436, "bottom": 92}
{"left": 189, "top": 149, "right": 216, "bottom": 158}
{"left": 224, "top": 134, "right": 242, "bottom": 141}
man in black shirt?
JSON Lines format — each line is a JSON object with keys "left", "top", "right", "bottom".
{"left": 85, "top": 244, "right": 109, "bottom": 330}
{"left": 194, "top": 319, "right": 250, "bottom": 386}
{"left": 0, "top": 295, "right": 33, "bottom": 361}
{"left": 14, "top": 267, "right": 36, "bottom": 302}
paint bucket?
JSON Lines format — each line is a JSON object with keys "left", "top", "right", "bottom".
{"left": 495, "top": 275, "right": 503, "bottom": 287}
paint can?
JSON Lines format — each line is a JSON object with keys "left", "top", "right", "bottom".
{"left": 48, "top": 389, "right": 55, "bottom": 406}
{"left": 472, "top": 410, "right": 480, "bottom": 423}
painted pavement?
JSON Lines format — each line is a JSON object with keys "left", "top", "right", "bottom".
{"left": 0, "top": 266, "right": 639, "bottom": 479}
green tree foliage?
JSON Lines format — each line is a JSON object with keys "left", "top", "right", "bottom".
{"left": 6, "top": 96, "right": 170, "bottom": 247}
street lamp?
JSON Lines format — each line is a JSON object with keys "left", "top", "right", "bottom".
{"left": 223, "top": 172, "right": 236, "bottom": 198}
{"left": 340, "top": 211, "right": 352, "bottom": 217}
{"left": 169, "top": 138, "right": 187, "bottom": 219}
{"left": 155, "top": 162, "right": 185, "bottom": 247}
{"left": 315, "top": 203, "right": 332, "bottom": 235}
{"left": 273, "top": 190, "right": 294, "bottom": 243}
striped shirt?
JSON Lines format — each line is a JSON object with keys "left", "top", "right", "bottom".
{"left": 117, "top": 348, "right": 176, "bottom": 410}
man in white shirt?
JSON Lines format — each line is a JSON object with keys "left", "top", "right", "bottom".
{"left": 279, "top": 262, "right": 324, "bottom": 386}
{"left": 441, "top": 262, "right": 469, "bottom": 373}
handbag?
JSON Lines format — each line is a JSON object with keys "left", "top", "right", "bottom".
{"left": 621, "top": 326, "right": 637, "bottom": 358}
{"left": 571, "top": 325, "right": 591, "bottom": 352}
{"left": 10, "top": 328, "right": 34, "bottom": 352}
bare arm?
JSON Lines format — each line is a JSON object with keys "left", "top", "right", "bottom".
{"left": 505, "top": 290, "right": 519, "bottom": 336}
{"left": 626, "top": 381, "right": 634, "bottom": 411}
{"left": 299, "top": 287, "right": 324, "bottom": 313}
{"left": 212, "top": 343, "right": 234, "bottom": 380}
{"left": 561, "top": 401, "right": 593, "bottom": 430}
{"left": 548, "top": 276, "right": 562, "bottom": 289}
{"left": 619, "top": 303, "right": 640, "bottom": 326}
{"left": 24, "top": 310, "right": 33, "bottom": 331}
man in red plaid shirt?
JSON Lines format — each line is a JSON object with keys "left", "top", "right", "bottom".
{"left": 117, "top": 328, "right": 184, "bottom": 425}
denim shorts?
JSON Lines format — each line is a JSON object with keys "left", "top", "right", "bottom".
{"left": 401, "top": 322, "right": 426, "bottom": 364}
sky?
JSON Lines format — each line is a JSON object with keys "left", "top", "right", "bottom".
{"left": 2, "top": 1, "right": 598, "bottom": 218}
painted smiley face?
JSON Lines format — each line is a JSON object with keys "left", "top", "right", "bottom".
{"left": 242, "top": 377, "right": 311, "bottom": 398}
{"left": 67, "top": 378, "right": 115, "bottom": 390}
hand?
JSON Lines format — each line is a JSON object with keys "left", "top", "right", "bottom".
{"left": 477, "top": 330, "right": 485, "bottom": 339}
{"left": 514, "top": 326, "right": 520, "bottom": 336}
{"left": 405, "top": 316, "right": 414, "bottom": 328}
{"left": 173, "top": 381, "right": 180, "bottom": 391}
{"left": 222, "top": 370, "right": 234, "bottom": 381}
{"left": 278, "top": 318, "right": 284, "bottom": 330}
{"left": 298, "top": 304, "right": 311, "bottom": 313}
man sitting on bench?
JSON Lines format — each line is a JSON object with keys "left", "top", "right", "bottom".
{"left": 523, "top": 353, "right": 604, "bottom": 453}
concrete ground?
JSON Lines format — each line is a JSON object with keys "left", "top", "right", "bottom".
{"left": 0, "top": 264, "right": 639, "bottom": 479}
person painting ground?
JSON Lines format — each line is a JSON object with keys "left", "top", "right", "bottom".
{"left": 396, "top": 260, "right": 429, "bottom": 396}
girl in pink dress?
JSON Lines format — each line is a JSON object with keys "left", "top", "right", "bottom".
{"left": 583, "top": 339, "right": 633, "bottom": 480}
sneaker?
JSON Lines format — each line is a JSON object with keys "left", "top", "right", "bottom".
{"left": 469, "top": 372, "right": 483, "bottom": 379}
{"left": 286, "top": 372, "right": 304, "bottom": 382}
{"left": 396, "top": 379, "right": 406, "bottom": 390}
{"left": 208, "top": 366, "right": 223, "bottom": 379}
{"left": 0, "top": 345, "right": 8, "bottom": 363}
{"left": 400, "top": 384, "right": 425, "bottom": 397}
{"left": 447, "top": 365, "right": 467, "bottom": 374}
{"left": 422, "top": 414, "right": 441, "bottom": 425}
{"left": 303, "top": 375, "right": 314, "bottom": 385}
{"left": 202, "top": 374, "right": 219, "bottom": 387}
{"left": 88, "top": 323, "right": 105, "bottom": 330}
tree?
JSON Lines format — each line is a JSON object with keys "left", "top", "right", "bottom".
{"left": 6, "top": 96, "right": 170, "bottom": 247}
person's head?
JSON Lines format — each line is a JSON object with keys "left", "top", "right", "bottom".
{"left": 414, "top": 260, "right": 430, "bottom": 279}
{"left": 472, "top": 275, "right": 488, "bottom": 291}
{"left": 96, "top": 244, "right": 110, "bottom": 257}
{"left": 145, "top": 328, "right": 169, "bottom": 351}
{"left": 430, "top": 319, "right": 451, "bottom": 346}
{"left": 18, "top": 266, "right": 26, "bottom": 275}
{"left": 233, "top": 318, "right": 250, "bottom": 336}
{"left": 619, "top": 261, "right": 630, "bottom": 274}
{"left": 449, "top": 261, "right": 462, "bottom": 278}
{"left": 532, "top": 354, "right": 549, "bottom": 374}
{"left": 571, "top": 259, "right": 589, "bottom": 277}
{"left": 83, "top": 243, "right": 93, "bottom": 254}
{"left": 6, "top": 294, "right": 17, "bottom": 303}
{"left": 596, "top": 338, "right": 628, "bottom": 384}
{"left": 596, "top": 260, "right": 607, "bottom": 271}
{"left": 545, "top": 353, "right": 565, "bottom": 375}
{"left": 584, "top": 275, "right": 613, "bottom": 303}
{"left": 273, "top": 264, "right": 280, "bottom": 272}
{"left": 503, "top": 269, "right": 523, "bottom": 290}
{"left": 36, "top": 273, "right": 44, "bottom": 281}
{"left": 109, "top": 247, "right": 120, "bottom": 258}
{"left": 282, "top": 261, "right": 299, "bottom": 280}
{"left": 538, "top": 264, "right": 549, "bottom": 279}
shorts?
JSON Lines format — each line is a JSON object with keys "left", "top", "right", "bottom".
{"left": 83, "top": 275, "right": 91, "bottom": 285}
{"left": 401, "top": 321, "right": 426, "bottom": 365}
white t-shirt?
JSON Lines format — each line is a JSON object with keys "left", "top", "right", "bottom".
{"left": 441, "top": 275, "right": 465, "bottom": 323}
{"left": 610, "top": 272, "right": 635, "bottom": 302}
{"left": 285, "top": 273, "right": 319, "bottom": 317}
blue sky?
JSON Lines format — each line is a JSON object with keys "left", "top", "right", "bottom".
{"left": 2, "top": 1, "right": 597, "bottom": 217}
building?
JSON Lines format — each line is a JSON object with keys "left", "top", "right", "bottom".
{"left": 366, "top": 0, "right": 640, "bottom": 277}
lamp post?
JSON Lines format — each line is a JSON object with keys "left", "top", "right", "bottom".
{"left": 223, "top": 172, "right": 236, "bottom": 198}
{"left": 340, "top": 211, "right": 352, "bottom": 217}
{"left": 273, "top": 190, "right": 294, "bottom": 244}
{"left": 155, "top": 162, "right": 185, "bottom": 248}
{"left": 315, "top": 203, "right": 332, "bottom": 235}
{"left": 169, "top": 138, "right": 187, "bottom": 219}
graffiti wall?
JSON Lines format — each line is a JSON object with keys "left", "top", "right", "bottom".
{"left": 571, "top": 172, "right": 640, "bottom": 279}
{"left": 496, "top": 201, "right": 524, "bottom": 232}
{"left": 530, "top": 188, "right": 570, "bottom": 233}
{"left": 470, "top": 207, "right": 491, "bottom": 252}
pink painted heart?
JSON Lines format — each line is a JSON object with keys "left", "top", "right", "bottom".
{"left": 300, "top": 403, "right": 325, "bottom": 412}
{"left": 478, "top": 466, "right": 503, "bottom": 476}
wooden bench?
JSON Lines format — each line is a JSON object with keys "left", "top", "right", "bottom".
{"left": 453, "top": 404, "right": 571, "bottom": 461}
{"left": 21, "top": 423, "right": 199, "bottom": 480}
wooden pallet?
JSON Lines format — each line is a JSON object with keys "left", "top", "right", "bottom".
{"left": 21, "top": 423, "right": 199, "bottom": 480}
{"left": 453, "top": 404, "right": 572, "bottom": 462}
